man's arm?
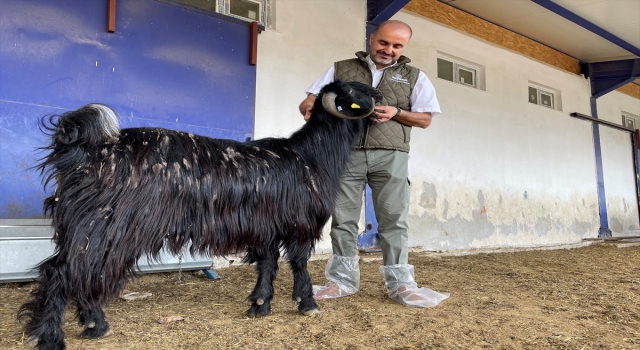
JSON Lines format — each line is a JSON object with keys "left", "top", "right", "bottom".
{"left": 299, "top": 94, "right": 317, "bottom": 121}
{"left": 372, "top": 106, "right": 432, "bottom": 129}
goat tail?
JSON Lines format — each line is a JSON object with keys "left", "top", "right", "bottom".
{"left": 44, "top": 103, "right": 120, "bottom": 147}
{"left": 37, "top": 104, "right": 120, "bottom": 190}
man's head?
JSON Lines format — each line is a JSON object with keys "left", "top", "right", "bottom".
{"left": 368, "top": 20, "right": 412, "bottom": 69}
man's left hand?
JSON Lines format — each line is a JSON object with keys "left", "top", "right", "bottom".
{"left": 371, "top": 106, "right": 400, "bottom": 124}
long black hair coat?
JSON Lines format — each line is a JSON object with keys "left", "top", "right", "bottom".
{"left": 18, "top": 81, "right": 381, "bottom": 350}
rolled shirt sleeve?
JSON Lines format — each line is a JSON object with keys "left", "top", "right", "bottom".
{"left": 410, "top": 71, "right": 441, "bottom": 117}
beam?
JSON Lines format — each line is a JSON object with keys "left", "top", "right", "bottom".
{"left": 582, "top": 59, "right": 640, "bottom": 98}
{"left": 249, "top": 21, "right": 258, "bottom": 66}
{"left": 107, "top": 0, "right": 116, "bottom": 33}
{"left": 366, "top": 0, "right": 411, "bottom": 50}
{"left": 531, "top": 0, "right": 640, "bottom": 57}
{"left": 588, "top": 99, "right": 612, "bottom": 238}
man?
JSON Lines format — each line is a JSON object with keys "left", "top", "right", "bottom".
{"left": 299, "top": 20, "right": 449, "bottom": 307}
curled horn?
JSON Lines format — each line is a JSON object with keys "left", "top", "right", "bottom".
{"left": 322, "top": 92, "right": 376, "bottom": 119}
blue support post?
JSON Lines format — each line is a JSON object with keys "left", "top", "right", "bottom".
{"left": 590, "top": 98, "right": 612, "bottom": 238}
{"left": 358, "top": 185, "right": 382, "bottom": 252}
{"left": 360, "top": 0, "right": 409, "bottom": 251}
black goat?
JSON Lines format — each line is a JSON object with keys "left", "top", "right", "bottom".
{"left": 18, "top": 81, "right": 380, "bottom": 350}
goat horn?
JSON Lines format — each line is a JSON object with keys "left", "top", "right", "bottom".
{"left": 322, "top": 92, "right": 375, "bottom": 119}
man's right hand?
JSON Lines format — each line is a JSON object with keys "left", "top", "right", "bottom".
{"left": 299, "top": 94, "right": 317, "bottom": 122}
{"left": 303, "top": 106, "right": 313, "bottom": 121}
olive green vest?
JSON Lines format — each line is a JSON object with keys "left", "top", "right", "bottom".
{"left": 334, "top": 51, "right": 419, "bottom": 152}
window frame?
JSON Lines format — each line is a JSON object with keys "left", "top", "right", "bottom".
{"left": 437, "top": 57, "right": 478, "bottom": 89}
{"left": 622, "top": 112, "right": 639, "bottom": 130}
{"left": 528, "top": 85, "right": 556, "bottom": 109}
{"left": 220, "top": 0, "right": 262, "bottom": 22}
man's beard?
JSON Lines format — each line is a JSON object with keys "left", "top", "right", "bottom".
{"left": 372, "top": 51, "right": 394, "bottom": 66}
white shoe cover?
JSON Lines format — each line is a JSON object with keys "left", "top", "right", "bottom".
{"left": 379, "top": 264, "right": 450, "bottom": 308}
{"left": 312, "top": 255, "right": 360, "bottom": 300}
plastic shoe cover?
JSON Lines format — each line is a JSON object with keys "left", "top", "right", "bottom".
{"left": 312, "top": 255, "right": 360, "bottom": 300}
{"left": 379, "top": 264, "right": 450, "bottom": 308}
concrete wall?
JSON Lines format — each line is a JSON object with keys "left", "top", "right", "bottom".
{"left": 395, "top": 10, "right": 604, "bottom": 250}
{"left": 597, "top": 91, "right": 640, "bottom": 236}
{"left": 254, "top": 0, "right": 366, "bottom": 252}
{"left": 597, "top": 90, "right": 640, "bottom": 125}
{"left": 254, "top": 0, "right": 639, "bottom": 253}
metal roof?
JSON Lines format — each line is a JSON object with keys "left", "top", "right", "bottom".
{"left": 436, "top": 0, "right": 640, "bottom": 85}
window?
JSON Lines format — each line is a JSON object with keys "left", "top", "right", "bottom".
{"left": 438, "top": 58, "right": 477, "bottom": 88}
{"left": 436, "top": 53, "right": 485, "bottom": 90}
{"left": 623, "top": 112, "right": 639, "bottom": 130}
{"left": 175, "top": 0, "right": 271, "bottom": 26}
{"left": 228, "top": 0, "right": 261, "bottom": 21}
{"left": 527, "top": 82, "right": 562, "bottom": 111}
{"left": 528, "top": 86, "right": 554, "bottom": 109}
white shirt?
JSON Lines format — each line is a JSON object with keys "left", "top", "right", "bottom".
{"left": 305, "top": 55, "right": 441, "bottom": 116}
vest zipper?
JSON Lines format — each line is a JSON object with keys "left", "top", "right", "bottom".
{"left": 402, "top": 124, "right": 406, "bottom": 143}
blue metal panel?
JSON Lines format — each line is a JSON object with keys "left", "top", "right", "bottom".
{"left": 582, "top": 59, "right": 640, "bottom": 99}
{"left": 358, "top": 185, "right": 381, "bottom": 251}
{"left": 589, "top": 98, "right": 612, "bottom": 238}
{"left": 0, "top": 0, "right": 256, "bottom": 218}
{"left": 361, "top": 0, "right": 409, "bottom": 249}
{"left": 530, "top": 0, "right": 640, "bottom": 57}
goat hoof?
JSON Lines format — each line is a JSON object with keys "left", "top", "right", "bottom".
{"left": 246, "top": 303, "right": 271, "bottom": 318}
{"left": 302, "top": 308, "right": 321, "bottom": 316}
{"left": 256, "top": 298, "right": 264, "bottom": 305}
{"left": 295, "top": 297, "right": 301, "bottom": 303}
{"left": 80, "top": 323, "right": 110, "bottom": 338}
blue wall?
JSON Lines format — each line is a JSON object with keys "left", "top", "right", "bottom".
{"left": 0, "top": 0, "right": 256, "bottom": 218}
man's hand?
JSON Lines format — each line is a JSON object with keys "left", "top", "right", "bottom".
{"left": 372, "top": 106, "right": 432, "bottom": 128}
{"left": 303, "top": 106, "right": 313, "bottom": 121}
{"left": 299, "top": 94, "right": 317, "bottom": 122}
{"left": 372, "top": 106, "right": 399, "bottom": 124}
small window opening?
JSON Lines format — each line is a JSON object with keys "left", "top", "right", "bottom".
{"left": 437, "top": 57, "right": 480, "bottom": 89}
{"left": 623, "top": 112, "right": 639, "bottom": 130}
{"left": 175, "top": 0, "right": 269, "bottom": 26}
{"left": 528, "top": 85, "right": 555, "bottom": 109}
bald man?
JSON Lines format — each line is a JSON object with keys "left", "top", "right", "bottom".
{"left": 299, "top": 20, "right": 449, "bottom": 308}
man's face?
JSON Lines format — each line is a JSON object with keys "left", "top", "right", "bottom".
{"left": 369, "top": 24, "right": 411, "bottom": 69}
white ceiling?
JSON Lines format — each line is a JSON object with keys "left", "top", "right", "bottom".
{"left": 440, "top": 0, "right": 640, "bottom": 63}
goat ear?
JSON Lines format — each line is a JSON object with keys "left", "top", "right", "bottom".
{"left": 322, "top": 93, "right": 375, "bottom": 119}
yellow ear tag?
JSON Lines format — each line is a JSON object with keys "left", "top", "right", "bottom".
{"left": 351, "top": 103, "right": 361, "bottom": 109}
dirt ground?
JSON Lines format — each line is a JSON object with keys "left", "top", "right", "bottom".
{"left": 1, "top": 242, "right": 639, "bottom": 350}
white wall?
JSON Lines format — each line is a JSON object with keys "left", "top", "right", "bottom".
{"left": 254, "top": 0, "right": 366, "bottom": 140}
{"left": 255, "top": 0, "right": 366, "bottom": 253}
{"left": 597, "top": 90, "right": 640, "bottom": 125}
{"left": 599, "top": 126, "right": 639, "bottom": 235}
{"left": 597, "top": 91, "right": 640, "bottom": 236}
{"left": 254, "top": 1, "right": 640, "bottom": 253}
{"left": 394, "top": 10, "right": 603, "bottom": 250}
